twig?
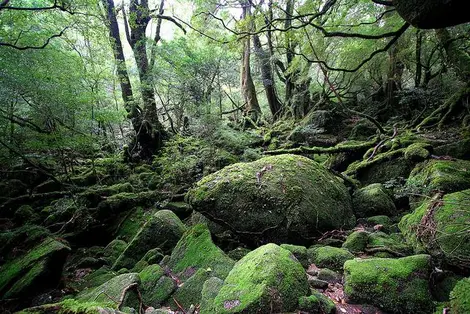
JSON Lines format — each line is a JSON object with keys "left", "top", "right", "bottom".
{"left": 173, "top": 297, "right": 187, "bottom": 314}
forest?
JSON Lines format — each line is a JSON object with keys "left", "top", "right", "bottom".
{"left": 1, "top": 0, "right": 470, "bottom": 313}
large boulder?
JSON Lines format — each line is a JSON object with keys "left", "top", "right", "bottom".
{"left": 113, "top": 210, "right": 186, "bottom": 270}
{"left": 0, "top": 237, "right": 70, "bottom": 300}
{"left": 344, "top": 255, "right": 433, "bottom": 313}
{"left": 399, "top": 189, "right": 470, "bottom": 269}
{"left": 394, "top": 0, "right": 470, "bottom": 29}
{"left": 352, "top": 183, "right": 396, "bottom": 218}
{"left": 450, "top": 278, "right": 470, "bottom": 314}
{"left": 186, "top": 154, "right": 355, "bottom": 244}
{"left": 406, "top": 159, "right": 470, "bottom": 196}
{"left": 164, "top": 224, "right": 235, "bottom": 309}
{"left": 203, "top": 244, "right": 309, "bottom": 314}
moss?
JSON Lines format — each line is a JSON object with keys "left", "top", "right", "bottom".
{"left": 78, "top": 273, "right": 140, "bottom": 308}
{"left": 96, "top": 191, "right": 159, "bottom": 219}
{"left": 433, "top": 273, "right": 462, "bottom": 302}
{"left": 227, "top": 247, "right": 251, "bottom": 261}
{"left": 298, "top": 291, "right": 335, "bottom": 314}
{"left": 70, "top": 267, "right": 117, "bottom": 291}
{"left": 0, "top": 224, "right": 50, "bottom": 258}
{"left": 450, "top": 278, "right": 470, "bottom": 314}
{"left": 406, "top": 159, "right": 470, "bottom": 195}
{"left": 200, "top": 277, "right": 224, "bottom": 313}
{"left": 113, "top": 210, "right": 186, "bottom": 270}
{"left": 0, "top": 237, "right": 70, "bottom": 298}
{"left": 139, "top": 264, "right": 175, "bottom": 306}
{"left": 317, "top": 268, "right": 342, "bottom": 284}
{"left": 18, "top": 299, "right": 116, "bottom": 314}
{"left": 367, "top": 232, "right": 413, "bottom": 256}
{"left": 404, "top": 143, "right": 431, "bottom": 162}
{"left": 308, "top": 246, "right": 354, "bottom": 271}
{"left": 113, "top": 207, "right": 149, "bottom": 243}
{"left": 352, "top": 183, "right": 396, "bottom": 218}
{"left": 170, "top": 268, "right": 213, "bottom": 309}
{"left": 344, "top": 254, "right": 433, "bottom": 313}
{"left": 364, "top": 215, "right": 393, "bottom": 228}
{"left": 14, "top": 205, "right": 38, "bottom": 224}
{"left": 342, "top": 231, "right": 369, "bottom": 253}
{"left": 141, "top": 248, "right": 164, "bottom": 265}
{"left": 399, "top": 189, "right": 470, "bottom": 269}
{"left": 280, "top": 244, "right": 308, "bottom": 268}
{"left": 187, "top": 154, "right": 354, "bottom": 243}
{"left": 103, "top": 240, "right": 127, "bottom": 265}
{"left": 167, "top": 224, "right": 235, "bottom": 280}
{"left": 209, "top": 244, "right": 309, "bottom": 314}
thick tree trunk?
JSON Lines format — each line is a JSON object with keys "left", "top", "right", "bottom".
{"left": 253, "top": 34, "right": 282, "bottom": 120}
{"left": 435, "top": 28, "right": 470, "bottom": 82}
{"left": 239, "top": 2, "right": 261, "bottom": 124}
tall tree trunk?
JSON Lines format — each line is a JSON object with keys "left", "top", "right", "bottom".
{"left": 101, "top": 0, "right": 136, "bottom": 119}
{"left": 415, "top": 29, "right": 423, "bottom": 87}
{"left": 253, "top": 34, "right": 282, "bottom": 120}
{"left": 239, "top": 1, "right": 261, "bottom": 124}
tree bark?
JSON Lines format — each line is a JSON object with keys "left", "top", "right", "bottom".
{"left": 239, "top": 1, "right": 261, "bottom": 124}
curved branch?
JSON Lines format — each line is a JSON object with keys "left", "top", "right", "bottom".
{"left": 0, "top": 27, "right": 69, "bottom": 50}
{"left": 372, "top": 0, "right": 394, "bottom": 6}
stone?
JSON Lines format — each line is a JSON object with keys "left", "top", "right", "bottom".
{"left": 352, "top": 183, "right": 396, "bottom": 218}
{"left": 187, "top": 154, "right": 355, "bottom": 244}
{"left": 204, "top": 244, "right": 309, "bottom": 314}
{"left": 344, "top": 255, "right": 433, "bottom": 313}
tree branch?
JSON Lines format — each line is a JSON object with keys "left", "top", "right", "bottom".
{"left": 372, "top": 0, "right": 394, "bottom": 6}
{"left": 0, "top": 0, "right": 74, "bottom": 13}
{"left": 0, "top": 27, "right": 69, "bottom": 50}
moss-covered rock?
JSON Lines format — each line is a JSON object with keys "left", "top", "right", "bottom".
{"left": 187, "top": 154, "right": 355, "bottom": 244}
{"left": 367, "top": 232, "right": 413, "bottom": 257}
{"left": 280, "top": 244, "right": 308, "bottom": 268}
{"left": 18, "top": 299, "right": 119, "bottom": 314}
{"left": 0, "top": 237, "right": 70, "bottom": 299}
{"left": 433, "top": 272, "right": 462, "bottom": 302}
{"left": 450, "top": 278, "right": 470, "bottom": 314}
{"left": 352, "top": 183, "right": 396, "bottom": 218}
{"left": 78, "top": 273, "right": 140, "bottom": 309}
{"left": 227, "top": 247, "right": 251, "bottom": 261}
{"left": 0, "top": 224, "right": 50, "bottom": 260}
{"left": 170, "top": 268, "right": 213, "bottom": 309}
{"left": 166, "top": 224, "right": 235, "bottom": 280}
{"left": 404, "top": 142, "right": 432, "bottom": 162}
{"left": 344, "top": 254, "right": 433, "bottom": 313}
{"left": 200, "top": 277, "right": 224, "bottom": 313}
{"left": 139, "top": 264, "right": 175, "bottom": 306}
{"left": 205, "top": 244, "right": 309, "bottom": 314}
{"left": 308, "top": 246, "right": 354, "bottom": 271}
{"left": 103, "top": 240, "right": 127, "bottom": 265}
{"left": 113, "top": 210, "right": 186, "bottom": 270}
{"left": 317, "top": 268, "right": 342, "bottom": 284}
{"left": 298, "top": 291, "right": 335, "bottom": 314}
{"left": 399, "top": 189, "right": 470, "bottom": 269}
{"left": 406, "top": 159, "right": 470, "bottom": 195}
{"left": 342, "top": 231, "right": 369, "bottom": 253}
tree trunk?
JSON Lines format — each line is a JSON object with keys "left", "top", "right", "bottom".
{"left": 239, "top": 1, "right": 261, "bottom": 124}
{"left": 435, "top": 28, "right": 470, "bottom": 82}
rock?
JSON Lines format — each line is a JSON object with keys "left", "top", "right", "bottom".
{"left": 406, "top": 159, "right": 470, "bottom": 196}
{"left": 298, "top": 292, "right": 335, "bottom": 314}
{"left": 200, "top": 277, "right": 224, "bottom": 313}
{"left": 434, "top": 138, "right": 470, "bottom": 160}
{"left": 399, "top": 189, "right": 470, "bottom": 269}
{"left": 227, "top": 247, "right": 251, "bottom": 261}
{"left": 205, "top": 244, "right": 309, "bottom": 314}
{"left": 78, "top": 273, "right": 141, "bottom": 309}
{"left": 170, "top": 268, "right": 213, "bottom": 309}
{"left": 344, "top": 255, "right": 433, "bottom": 313}
{"left": 308, "top": 246, "right": 354, "bottom": 271}
{"left": 113, "top": 210, "right": 186, "bottom": 270}
{"left": 0, "top": 237, "right": 70, "bottom": 300}
{"left": 161, "top": 202, "right": 192, "bottom": 219}
{"left": 404, "top": 143, "right": 431, "bottom": 162}
{"left": 317, "top": 268, "right": 342, "bottom": 284}
{"left": 141, "top": 248, "right": 164, "bottom": 265}
{"left": 450, "top": 278, "right": 470, "bottom": 314}
{"left": 288, "top": 125, "right": 339, "bottom": 147}
{"left": 342, "top": 231, "right": 369, "bottom": 253}
{"left": 139, "top": 264, "right": 175, "bottom": 306}
{"left": 187, "top": 154, "right": 355, "bottom": 244}
{"left": 103, "top": 239, "right": 127, "bottom": 265}
{"left": 367, "top": 232, "right": 412, "bottom": 257}
{"left": 166, "top": 224, "right": 235, "bottom": 280}
{"left": 433, "top": 272, "right": 462, "bottom": 302}
{"left": 280, "top": 244, "right": 308, "bottom": 268}
{"left": 14, "top": 205, "right": 39, "bottom": 224}
{"left": 308, "top": 276, "right": 329, "bottom": 289}
{"left": 361, "top": 215, "right": 394, "bottom": 232}
{"left": 352, "top": 183, "right": 396, "bottom": 218}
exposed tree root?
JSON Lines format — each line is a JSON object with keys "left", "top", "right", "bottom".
{"left": 416, "top": 86, "right": 470, "bottom": 130}
{"left": 265, "top": 136, "right": 379, "bottom": 155}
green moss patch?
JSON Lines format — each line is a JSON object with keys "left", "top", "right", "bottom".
{"left": 450, "top": 278, "right": 470, "bottom": 314}
{"left": 308, "top": 246, "right": 354, "bottom": 271}
{"left": 352, "top": 183, "right": 396, "bottom": 218}
{"left": 187, "top": 154, "right": 354, "bottom": 244}
{"left": 208, "top": 244, "right": 309, "bottom": 313}
{"left": 344, "top": 254, "right": 433, "bottom": 313}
